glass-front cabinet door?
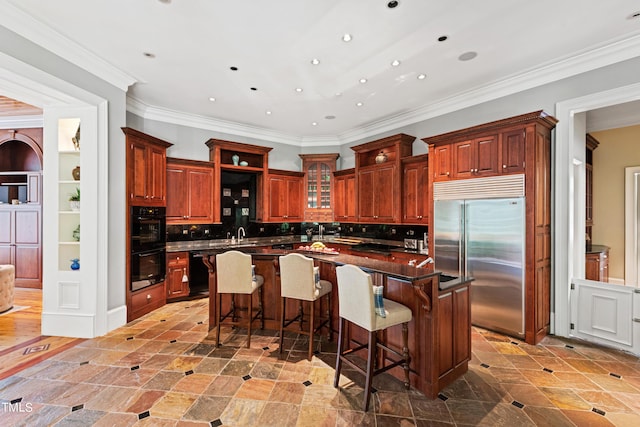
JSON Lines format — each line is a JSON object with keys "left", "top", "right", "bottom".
{"left": 299, "top": 154, "right": 339, "bottom": 222}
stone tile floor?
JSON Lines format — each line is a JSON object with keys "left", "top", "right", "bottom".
{"left": 1, "top": 298, "right": 640, "bottom": 426}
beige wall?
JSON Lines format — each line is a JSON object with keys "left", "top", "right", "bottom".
{"left": 590, "top": 124, "right": 640, "bottom": 282}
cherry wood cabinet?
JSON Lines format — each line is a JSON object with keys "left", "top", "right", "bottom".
{"left": 452, "top": 134, "right": 499, "bottom": 178}
{"left": 351, "top": 133, "right": 414, "bottom": 223}
{"left": 123, "top": 128, "right": 172, "bottom": 207}
{"left": 585, "top": 134, "right": 599, "bottom": 242}
{"left": 402, "top": 154, "right": 429, "bottom": 224}
{"left": 266, "top": 169, "right": 304, "bottom": 222}
{"left": 333, "top": 169, "right": 356, "bottom": 222}
{"left": 166, "top": 251, "right": 190, "bottom": 299}
{"left": 299, "top": 153, "right": 339, "bottom": 222}
{"left": 166, "top": 158, "right": 214, "bottom": 224}
{"left": 424, "top": 111, "right": 557, "bottom": 345}
{"left": 437, "top": 285, "right": 471, "bottom": 380}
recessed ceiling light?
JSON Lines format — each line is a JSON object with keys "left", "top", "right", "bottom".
{"left": 458, "top": 51, "right": 478, "bottom": 61}
{"left": 311, "top": 58, "right": 320, "bottom": 65}
{"left": 437, "top": 35, "right": 448, "bottom": 42}
{"left": 417, "top": 73, "right": 426, "bottom": 80}
{"left": 250, "top": 87, "right": 257, "bottom": 91}
{"left": 325, "top": 115, "right": 336, "bottom": 120}
{"left": 143, "top": 52, "right": 155, "bottom": 58}
{"left": 265, "top": 110, "right": 272, "bottom": 115}
{"left": 230, "top": 66, "right": 238, "bottom": 71}
{"left": 391, "top": 60, "right": 401, "bottom": 67}
{"left": 208, "top": 97, "right": 216, "bottom": 102}
{"left": 387, "top": 1, "right": 399, "bottom": 9}
{"left": 628, "top": 11, "right": 640, "bottom": 20}
{"left": 335, "top": 92, "right": 342, "bottom": 97}
{"left": 295, "top": 88, "right": 303, "bottom": 93}
{"left": 359, "top": 78, "right": 368, "bottom": 84}
{"left": 158, "top": 0, "right": 171, "bottom": 3}
{"left": 312, "top": 122, "right": 318, "bottom": 126}
{"left": 342, "top": 33, "right": 353, "bottom": 42}
{"left": 356, "top": 102, "right": 363, "bottom": 107}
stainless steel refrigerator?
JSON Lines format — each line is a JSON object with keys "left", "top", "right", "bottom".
{"left": 434, "top": 197, "right": 526, "bottom": 338}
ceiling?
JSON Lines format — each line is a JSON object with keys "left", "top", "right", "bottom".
{"left": 1, "top": 0, "right": 640, "bottom": 142}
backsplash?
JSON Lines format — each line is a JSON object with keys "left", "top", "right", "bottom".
{"left": 167, "top": 221, "right": 427, "bottom": 243}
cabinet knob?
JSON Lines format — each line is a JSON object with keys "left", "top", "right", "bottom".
{"left": 446, "top": 172, "right": 450, "bottom": 176}
{"left": 503, "top": 164, "right": 507, "bottom": 168}
{"left": 146, "top": 294, "right": 151, "bottom": 301}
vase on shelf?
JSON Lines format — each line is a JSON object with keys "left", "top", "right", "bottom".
{"left": 72, "top": 166, "right": 80, "bottom": 181}
{"left": 232, "top": 154, "right": 240, "bottom": 166}
{"left": 70, "top": 259, "right": 80, "bottom": 270}
{"left": 375, "top": 151, "right": 387, "bottom": 164}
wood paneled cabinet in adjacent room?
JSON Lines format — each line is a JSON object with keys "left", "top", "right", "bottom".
{"left": 166, "top": 158, "right": 214, "bottom": 224}
{"left": 402, "top": 154, "right": 429, "bottom": 224}
{"left": 585, "top": 246, "right": 609, "bottom": 282}
{"left": 123, "top": 127, "right": 173, "bottom": 207}
{"left": 266, "top": 170, "right": 304, "bottom": 222}
{"left": 333, "top": 168, "right": 356, "bottom": 222}
{"left": 166, "top": 251, "right": 190, "bottom": 299}
{"left": 0, "top": 207, "right": 42, "bottom": 287}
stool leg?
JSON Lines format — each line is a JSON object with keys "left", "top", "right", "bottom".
{"left": 298, "top": 301, "right": 304, "bottom": 330}
{"left": 259, "top": 286, "right": 264, "bottom": 329}
{"left": 279, "top": 297, "right": 286, "bottom": 355}
{"left": 308, "top": 300, "right": 315, "bottom": 361}
{"left": 333, "top": 317, "right": 345, "bottom": 389}
{"left": 363, "top": 330, "right": 376, "bottom": 412}
{"left": 402, "top": 322, "right": 410, "bottom": 389}
{"left": 216, "top": 292, "right": 222, "bottom": 347}
{"left": 246, "top": 292, "right": 253, "bottom": 349}
{"left": 326, "top": 292, "right": 333, "bottom": 342}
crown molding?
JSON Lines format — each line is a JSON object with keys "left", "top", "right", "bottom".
{"left": 0, "top": 114, "right": 43, "bottom": 129}
{"left": 0, "top": 1, "right": 136, "bottom": 91}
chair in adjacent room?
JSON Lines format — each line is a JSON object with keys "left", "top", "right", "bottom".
{"left": 0, "top": 264, "right": 15, "bottom": 313}
{"left": 333, "top": 264, "right": 412, "bottom": 411}
{"left": 278, "top": 253, "right": 333, "bottom": 361}
{"left": 215, "top": 250, "right": 264, "bottom": 348}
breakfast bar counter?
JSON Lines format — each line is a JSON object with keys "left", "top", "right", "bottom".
{"left": 197, "top": 247, "right": 471, "bottom": 399}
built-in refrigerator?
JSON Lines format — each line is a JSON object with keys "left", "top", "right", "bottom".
{"left": 433, "top": 176, "right": 526, "bottom": 338}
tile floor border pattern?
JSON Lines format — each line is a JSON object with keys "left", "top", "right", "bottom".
{"left": 0, "top": 299, "right": 638, "bottom": 426}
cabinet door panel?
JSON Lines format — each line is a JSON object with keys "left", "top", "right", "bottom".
{"left": 433, "top": 145, "right": 452, "bottom": 181}
{"left": 131, "top": 143, "right": 148, "bottom": 201}
{"left": 375, "top": 166, "right": 395, "bottom": 220}
{"left": 502, "top": 129, "right": 526, "bottom": 173}
{"left": 475, "top": 135, "right": 499, "bottom": 175}
{"left": 15, "top": 210, "right": 39, "bottom": 245}
{"left": 0, "top": 211, "right": 11, "bottom": 243}
{"left": 148, "top": 147, "right": 166, "bottom": 202}
{"left": 268, "top": 177, "right": 286, "bottom": 218}
{"left": 452, "top": 141, "right": 473, "bottom": 178}
{"left": 166, "top": 167, "right": 187, "bottom": 221}
{"left": 14, "top": 245, "right": 40, "bottom": 281}
{"left": 334, "top": 177, "right": 346, "bottom": 218}
{"left": 345, "top": 175, "right": 356, "bottom": 219}
{"left": 188, "top": 168, "right": 214, "bottom": 221}
{"left": 404, "top": 166, "right": 419, "bottom": 220}
{"left": 454, "top": 287, "right": 470, "bottom": 366}
{"left": 357, "top": 169, "right": 375, "bottom": 219}
{"left": 0, "top": 245, "right": 12, "bottom": 264}
{"left": 286, "top": 177, "right": 303, "bottom": 219}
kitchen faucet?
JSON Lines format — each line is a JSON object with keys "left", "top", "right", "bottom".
{"left": 318, "top": 224, "right": 324, "bottom": 240}
{"left": 237, "top": 226, "right": 245, "bottom": 241}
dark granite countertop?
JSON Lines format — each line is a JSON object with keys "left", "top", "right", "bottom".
{"left": 585, "top": 244, "right": 609, "bottom": 254}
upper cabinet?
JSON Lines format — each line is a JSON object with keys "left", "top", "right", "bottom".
{"left": 299, "top": 153, "right": 339, "bottom": 222}
{"left": 402, "top": 154, "right": 429, "bottom": 224}
{"left": 123, "top": 128, "right": 173, "bottom": 206}
{"left": 333, "top": 168, "right": 356, "bottom": 222}
{"left": 351, "top": 133, "right": 414, "bottom": 223}
{"left": 266, "top": 169, "right": 304, "bottom": 222}
{"left": 166, "top": 158, "right": 214, "bottom": 224}
{"left": 451, "top": 134, "right": 499, "bottom": 179}
{"left": 206, "top": 139, "right": 272, "bottom": 223}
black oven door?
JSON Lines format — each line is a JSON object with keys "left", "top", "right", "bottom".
{"left": 131, "top": 206, "right": 166, "bottom": 252}
{"left": 131, "top": 248, "right": 166, "bottom": 291}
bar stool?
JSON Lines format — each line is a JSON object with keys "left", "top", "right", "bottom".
{"left": 333, "top": 264, "right": 412, "bottom": 411}
{"left": 0, "top": 265, "right": 15, "bottom": 313}
{"left": 215, "top": 250, "right": 264, "bottom": 348}
{"left": 278, "top": 253, "right": 333, "bottom": 360}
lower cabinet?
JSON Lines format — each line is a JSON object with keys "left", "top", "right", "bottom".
{"left": 437, "top": 286, "right": 470, "bottom": 377}
{"left": 167, "top": 251, "right": 190, "bottom": 299}
{"left": 0, "top": 207, "right": 42, "bottom": 288}
{"left": 128, "top": 282, "right": 166, "bottom": 322}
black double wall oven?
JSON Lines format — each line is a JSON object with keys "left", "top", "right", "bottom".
{"left": 130, "top": 206, "right": 166, "bottom": 292}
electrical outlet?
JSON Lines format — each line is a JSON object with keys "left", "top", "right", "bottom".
{"left": 408, "top": 230, "right": 414, "bottom": 236}
{"left": 391, "top": 228, "right": 396, "bottom": 234}
{"left": 260, "top": 227, "right": 264, "bottom": 232}
{"left": 182, "top": 229, "right": 188, "bottom": 235}
{"left": 204, "top": 229, "right": 210, "bottom": 234}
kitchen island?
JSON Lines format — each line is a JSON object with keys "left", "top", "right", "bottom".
{"left": 198, "top": 246, "right": 472, "bottom": 399}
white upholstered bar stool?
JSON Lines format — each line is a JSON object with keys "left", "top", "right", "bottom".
{"left": 333, "top": 264, "right": 412, "bottom": 412}
{"left": 215, "top": 250, "right": 264, "bottom": 348}
{"left": 278, "top": 253, "right": 333, "bottom": 360}
{"left": 0, "top": 264, "right": 15, "bottom": 313}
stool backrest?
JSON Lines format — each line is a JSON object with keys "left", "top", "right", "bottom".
{"left": 279, "top": 253, "right": 316, "bottom": 301}
{"left": 216, "top": 250, "right": 254, "bottom": 294}
{"left": 335, "top": 264, "right": 375, "bottom": 330}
